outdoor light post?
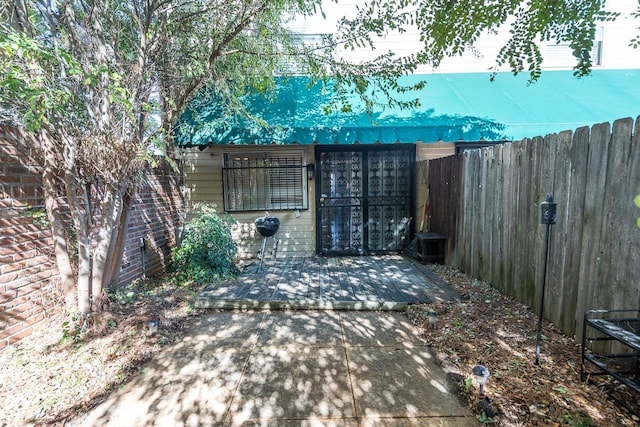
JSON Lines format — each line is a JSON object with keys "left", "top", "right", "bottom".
{"left": 535, "top": 194, "right": 557, "bottom": 365}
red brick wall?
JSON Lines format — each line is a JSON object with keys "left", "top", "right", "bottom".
{"left": 0, "top": 127, "right": 61, "bottom": 351}
{"left": 0, "top": 126, "right": 184, "bottom": 350}
{"left": 118, "top": 162, "right": 184, "bottom": 286}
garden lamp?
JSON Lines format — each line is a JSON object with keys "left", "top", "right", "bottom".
{"left": 535, "top": 194, "right": 556, "bottom": 365}
{"left": 472, "top": 364, "right": 490, "bottom": 395}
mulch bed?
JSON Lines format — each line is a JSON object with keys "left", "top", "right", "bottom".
{"left": 407, "top": 264, "right": 640, "bottom": 426}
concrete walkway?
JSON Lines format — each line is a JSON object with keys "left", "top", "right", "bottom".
{"left": 79, "top": 311, "right": 476, "bottom": 426}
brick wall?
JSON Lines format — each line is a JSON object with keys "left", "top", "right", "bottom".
{"left": 0, "top": 126, "right": 184, "bottom": 350}
{"left": 118, "top": 162, "right": 184, "bottom": 286}
{"left": 0, "top": 127, "right": 61, "bottom": 351}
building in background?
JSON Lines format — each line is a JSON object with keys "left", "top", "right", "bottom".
{"left": 289, "top": 1, "right": 640, "bottom": 74}
{"left": 177, "top": 1, "right": 640, "bottom": 259}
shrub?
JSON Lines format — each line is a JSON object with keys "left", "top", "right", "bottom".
{"left": 171, "top": 204, "right": 238, "bottom": 284}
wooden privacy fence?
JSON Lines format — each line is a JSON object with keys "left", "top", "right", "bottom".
{"left": 428, "top": 116, "right": 640, "bottom": 340}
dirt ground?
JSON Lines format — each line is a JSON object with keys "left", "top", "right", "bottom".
{"left": 0, "top": 278, "right": 201, "bottom": 426}
{"left": 407, "top": 264, "right": 640, "bottom": 426}
{"left": 0, "top": 265, "right": 638, "bottom": 426}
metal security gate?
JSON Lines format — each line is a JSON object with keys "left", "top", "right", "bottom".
{"left": 315, "top": 145, "right": 415, "bottom": 255}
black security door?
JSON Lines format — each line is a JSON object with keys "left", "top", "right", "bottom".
{"left": 315, "top": 145, "right": 415, "bottom": 255}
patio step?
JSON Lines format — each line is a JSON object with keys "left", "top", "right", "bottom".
{"left": 195, "top": 255, "right": 461, "bottom": 311}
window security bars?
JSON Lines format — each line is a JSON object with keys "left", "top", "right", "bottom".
{"left": 222, "top": 153, "right": 308, "bottom": 212}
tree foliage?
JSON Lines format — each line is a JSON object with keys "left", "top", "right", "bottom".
{"left": 0, "top": 0, "right": 328, "bottom": 316}
{"left": 0, "top": 0, "right": 635, "bottom": 320}
{"left": 337, "top": 0, "right": 621, "bottom": 83}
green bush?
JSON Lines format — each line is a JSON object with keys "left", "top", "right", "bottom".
{"left": 171, "top": 204, "right": 238, "bottom": 284}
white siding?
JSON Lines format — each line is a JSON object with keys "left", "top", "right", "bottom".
{"left": 180, "top": 145, "right": 316, "bottom": 259}
{"left": 291, "top": 1, "right": 640, "bottom": 74}
{"left": 180, "top": 142, "right": 456, "bottom": 258}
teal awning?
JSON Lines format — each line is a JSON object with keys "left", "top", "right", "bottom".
{"left": 175, "top": 69, "right": 640, "bottom": 147}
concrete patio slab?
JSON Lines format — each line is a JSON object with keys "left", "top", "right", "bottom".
{"left": 81, "top": 347, "right": 251, "bottom": 426}
{"left": 197, "top": 299, "right": 409, "bottom": 312}
{"left": 226, "top": 420, "right": 359, "bottom": 426}
{"left": 76, "top": 311, "right": 476, "bottom": 427}
{"left": 347, "top": 346, "right": 469, "bottom": 419}
{"left": 258, "top": 311, "right": 344, "bottom": 348}
{"left": 340, "top": 311, "right": 425, "bottom": 347}
{"left": 186, "top": 311, "right": 266, "bottom": 351}
{"left": 359, "top": 417, "right": 478, "bottom": 426}
{"left": 226, "top": 347, "right": 355, "bottom": 423}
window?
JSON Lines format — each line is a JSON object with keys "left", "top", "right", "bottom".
{"left": 276, "top": 33, "right": 332, "bottom": 75}
{"left": 545, "top": 27, "right": 603, "bottom": 68}
{"left": 222, "top": 151, "right": 309, "bottom": 212}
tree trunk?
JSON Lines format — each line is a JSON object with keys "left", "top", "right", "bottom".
{"left": 90, "top": 189, "right": 119, "bottom": 312}
{"left": 76, "top": 233, "right": 92, "bottom": 315}
{"left": 40, "top": 131, "right": 76, "bottom": 311}
{"left": 60, "top": 134, "right": 92, "bottom": 315}
{"left": 73, "top": 188, "right": 92, "bottom": 315}
{"left": 104, "top": 184, "right": 135, "bottom": 288}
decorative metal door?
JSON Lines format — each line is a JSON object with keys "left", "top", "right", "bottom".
{"left": 315, "top": 145, "right": 415, "bottom": 255}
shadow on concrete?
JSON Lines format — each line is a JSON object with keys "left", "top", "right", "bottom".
{"left": 196, "top": 256, "right": 461, "bottom": 312}
{"left": 75, "top": 311, "right": 476, "bottom": 426}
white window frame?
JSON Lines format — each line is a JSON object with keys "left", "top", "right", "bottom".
{"left": 545, "top": 27, "right": 604, "bottom": 68}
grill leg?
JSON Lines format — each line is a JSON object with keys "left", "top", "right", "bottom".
{"left": 257, "top": 237, "right": 267, "bottom": 272}
{"left": 272, "top": 237, "right": 279, "bottom": 260}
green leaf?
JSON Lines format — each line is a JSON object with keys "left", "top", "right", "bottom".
{"left": 464, "top": 377, "right": 473, "bottom": 390}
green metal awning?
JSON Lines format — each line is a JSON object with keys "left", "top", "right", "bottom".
{"left": 174, "top": 69, "right": 640, "bottom": 147}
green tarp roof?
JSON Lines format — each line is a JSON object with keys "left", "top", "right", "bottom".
{"left": 175, "top": 69, "right": 640, "bottom": 147}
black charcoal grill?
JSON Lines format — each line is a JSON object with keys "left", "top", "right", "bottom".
{"left": 255, "top": 213, "right": 279, "bottom": 271}
{"left": 255, "top": 215, "right": 280, "bottom": 237}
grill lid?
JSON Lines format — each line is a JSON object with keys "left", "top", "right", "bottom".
{"left": 255, "top": 213, "right": 280, "bottom": 237}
